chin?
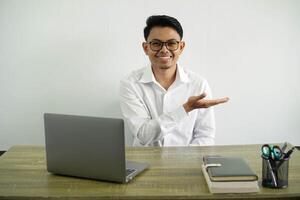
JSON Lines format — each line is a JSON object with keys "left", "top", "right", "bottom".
{"left": 159, "top": 65, "right": 172, "bottom": 70}
{"left": 157, "top": 62, "right": 175, "bottom": 70}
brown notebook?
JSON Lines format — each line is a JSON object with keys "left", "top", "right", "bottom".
{"left": 203, "top": 155, "right": 258, "bottom": 182}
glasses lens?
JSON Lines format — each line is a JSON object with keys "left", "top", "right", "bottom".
{"left": 150, "top": 41, "right": 163, "bottom": 51}
{"left": 167, "top": 40, "right": 179, "bottom": 51}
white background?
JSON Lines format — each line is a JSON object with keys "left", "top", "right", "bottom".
{"left": 0, "top": 0, "right": 299, "bottom": 150}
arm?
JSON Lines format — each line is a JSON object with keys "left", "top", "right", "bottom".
{"left": 187, "top": 80, "right": 228, "bottom": 145}
{"left": 190, "top": 107, "right": 216, "bottom": 146}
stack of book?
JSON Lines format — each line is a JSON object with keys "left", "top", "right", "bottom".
{"left": 202, "top": 155, "right": 259, "bottom": 193}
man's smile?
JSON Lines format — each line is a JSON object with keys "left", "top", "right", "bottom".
{"left": 156, "top": 54, "right": 173, "bottom": 60}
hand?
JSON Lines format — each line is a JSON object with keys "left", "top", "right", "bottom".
{"left": 183, "top": 93, "right": 229, "bottom": 113}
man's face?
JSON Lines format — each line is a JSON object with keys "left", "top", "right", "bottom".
{"left": 143, "top": 26, "right": 185, "bottom": 70}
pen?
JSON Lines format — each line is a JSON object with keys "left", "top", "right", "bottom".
{"left": 283, "top": 147, "right": 295, "bottom": 159}
{"left": 276, "top": 147, "right": 296, "bottom": 170}
{"left": 281, "top": 142, "right": 288, "bottom": 153}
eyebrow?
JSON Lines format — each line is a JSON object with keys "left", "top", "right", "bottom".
{"left": 149, "top": 39, "right": 179, "bottom": 42}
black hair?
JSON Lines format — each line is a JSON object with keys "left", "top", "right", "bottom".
{"left": 143, "top": 15, "right": 183, "bottom": 41}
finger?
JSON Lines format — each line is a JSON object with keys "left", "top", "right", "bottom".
{"left": 215, "top": 97, "right": 229, "bottom": 104}
{"left": 193, "top": 93, "right": 207, "bottom": 101}
{"left": 205, "top": 97, "right": 229, "bottom": 106}
{"left": 196, "top": 97, "right": 229, "bottom": 108}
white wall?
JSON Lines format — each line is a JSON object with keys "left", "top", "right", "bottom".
{"left": 0, "top": 0, "right": 299, "bottom": 150}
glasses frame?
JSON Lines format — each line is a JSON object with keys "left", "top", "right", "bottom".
{"left": 147, "top": 39, "right": 181, "bottom": 51}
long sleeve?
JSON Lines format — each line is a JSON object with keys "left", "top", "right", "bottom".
{"left": 120, "top": 80, "right": 188, "bottom": 146}
{"left": 190, "top": 80, "right": 216, "bottom": 146}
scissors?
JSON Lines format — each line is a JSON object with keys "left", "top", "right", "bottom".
{"left": 261, "top": 144, "right": 283, "bottom": 161}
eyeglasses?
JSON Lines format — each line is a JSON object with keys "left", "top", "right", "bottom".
{"left": 147, "top": 39, "right": 180, "bottom": 51}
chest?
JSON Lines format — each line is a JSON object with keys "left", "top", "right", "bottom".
{"left": 139, "top": 83, "right": 198, "bottom": 114}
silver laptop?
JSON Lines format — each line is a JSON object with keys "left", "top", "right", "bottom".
{"left": 44, "top": 113, "right": 149, "bottom": 183}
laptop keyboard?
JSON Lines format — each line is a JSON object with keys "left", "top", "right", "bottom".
{"left": 126, "top": 168, "right": 137, "bottom": 176}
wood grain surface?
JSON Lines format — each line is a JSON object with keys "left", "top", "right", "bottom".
{"left": 0, "top": 144, "right": 299, "bottom": 200}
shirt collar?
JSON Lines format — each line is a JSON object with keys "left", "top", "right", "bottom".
{"left": 139, "top": 64, "right": 154, "bottom": 83}
{"left": 138, "top": 64, "right": 190, "bottom": 84}
{"left": 176, "top": 64, "right": 189, "bottom": 83}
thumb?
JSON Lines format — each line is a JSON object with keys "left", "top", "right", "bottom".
{"left": 193, "top": 92, "right": 206, "bottom": 101}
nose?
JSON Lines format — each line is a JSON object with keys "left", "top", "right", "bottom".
{"left": 159, "top": 43, "right": 169, "bottom": 53}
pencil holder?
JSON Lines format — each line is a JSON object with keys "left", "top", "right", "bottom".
{"left": 262, "top": 156, "right": 289, "bottom": 188}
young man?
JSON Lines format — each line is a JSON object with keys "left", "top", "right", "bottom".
{"left": 120, "top": 15, "right": 229, "bottom": 146}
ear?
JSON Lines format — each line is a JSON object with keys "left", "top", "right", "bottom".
{"left": 142, "top": 42, "right": 149, "bottom": 55}
{"left": 179, "top": 41, "right": 185, "bottom": 51}
{"left": 178, "top": 41, "right": 185, "bottom": 55}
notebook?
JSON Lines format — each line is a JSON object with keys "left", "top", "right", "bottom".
{"left": 44, "top": 113, "right": 149, "bottom": 183}
{"left": 203, "top": 155, "right": 258, "bottom": 181}
{"left": 201, "top": 164, "right": 259, "bottom": 193}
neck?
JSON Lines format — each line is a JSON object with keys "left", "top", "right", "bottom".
{"left": 151, "top": 64, "right": 177, "bottom": 90}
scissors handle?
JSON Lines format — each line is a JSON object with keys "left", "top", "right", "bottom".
{"left": 261, "top": 144, "right": 283, "bottom": 161}
{"left": 272, "top": 145, "right": 283, "bottom": 160}
{"left": 261, "top": 144, "right": 272, "bottom": 158}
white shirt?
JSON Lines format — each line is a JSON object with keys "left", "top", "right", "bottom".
{"left": 119, "top": 64, "right": 215, "bottom": 146}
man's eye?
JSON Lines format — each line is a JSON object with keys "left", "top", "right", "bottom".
{"left": 168, "top": 42, "right": 177, "bottom": 46}
{"left": 152, "top": 42, "right": 161, "bottom": 46}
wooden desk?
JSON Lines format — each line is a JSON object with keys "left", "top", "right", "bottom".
{"left": 0, "top": 144, "right": 299, "bottom": 199}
